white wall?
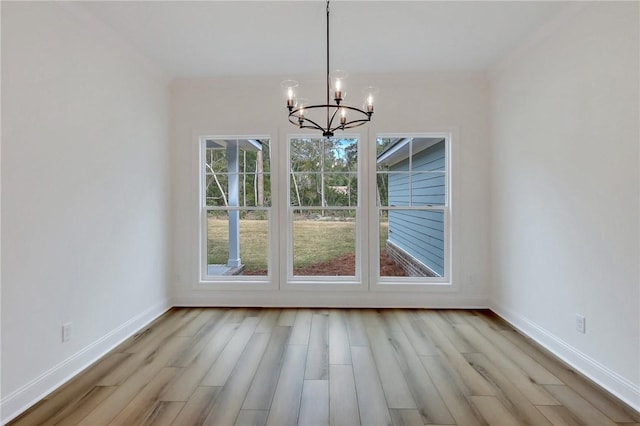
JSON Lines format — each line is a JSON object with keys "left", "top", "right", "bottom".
{"left": 1, "top": 3, "right": 172, "bottom": 421}
{"left": 490, "top": 2, "right": 639, "bottom": 408}
{"left": 170, "top": 72, "right": 492, "bottom": 306}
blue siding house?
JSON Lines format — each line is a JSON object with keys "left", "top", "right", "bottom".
{"left": 377, "top": 138, "right": 446, "bottom": 277}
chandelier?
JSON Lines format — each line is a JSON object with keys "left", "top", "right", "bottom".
{"left": 282, "top": 0, "right": 377, "bottom": 138}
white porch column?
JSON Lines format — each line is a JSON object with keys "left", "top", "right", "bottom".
{"left": 227, "top": 142, "right": 241, "bottom": 268}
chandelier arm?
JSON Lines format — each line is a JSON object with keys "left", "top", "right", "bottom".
{"left": 295, "top": 116, "right": 326, "bottom": 133}
{"left": 329, "top": 119, "right": 368, "bottom": 134}
{"left": 342, "top": 119, "right": 372, "bottom": 129}
{"left": 328, "top": 106, "right": 341, "bottom": 130}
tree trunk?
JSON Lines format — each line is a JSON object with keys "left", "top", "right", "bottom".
{"left": 291, "top": 168, "right": 302, "bottom": 207}
{"left": 206, "top": 164, "right": 228, "bottom": 207}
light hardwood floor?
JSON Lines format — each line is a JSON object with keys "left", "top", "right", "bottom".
{"left": 9, "top": 308, "right": 640, "bottom": 425}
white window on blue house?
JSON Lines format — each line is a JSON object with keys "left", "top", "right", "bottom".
{"left": 376, "top": 136, "right": 449, "bottom": 280}
{"left": 202, "top": 138, "right": 271, "bottom": 278}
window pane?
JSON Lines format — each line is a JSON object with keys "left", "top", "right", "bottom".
{"left": 376, "top": 138, "right": 410, "bottom": 172}
{"left": 240, "top": 141, "right": 271, "bottom": 174}
{"left": 205, "top": 139, "right": 271, "bottom": 208}
{"left": 290, "top": 173, "right": 322, "bottom": 207}
{"left": 379, "top": 209, "right": 444, "bottom": 277}
{"left": 326, "top": 138, "right": 358, "bottom": 171}
{"left": 205, "top": 174, "right": 229, "bottom": 207}
{"left": 290, "top": 138, "right": 322, "bottom": 172}
{"left": 205, "top": 147, "right": 228, "bottom": 173}
{"left": 377, "top": 171, "right": 445, "bottom": 207}
{"left": 325, "top": 173, "right": 357, "bottom": 206}
{"left": 240, "top": 173, "right": 271, "bottom": 207}
{"left": 292, "top": 209, "right": 356, "bottom": 276}
{"left": 410, "top": 138, "right": 446, "bottom": 172}
{"left": 409, "top": 172, "right": 445, "bottom": 206}
{"left": 207, "top": 210, "right": 269, "bottom": 276}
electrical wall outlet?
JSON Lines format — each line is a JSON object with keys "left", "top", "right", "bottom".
{"left": 62, "top": 322, "right": 73, "bottom": 342}
{"left": 575, "top": 314, "right": 586, "bottom": 334}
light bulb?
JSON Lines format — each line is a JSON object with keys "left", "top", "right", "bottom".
{"left": 281, "top": 80, "right": 299, "bottom": 108}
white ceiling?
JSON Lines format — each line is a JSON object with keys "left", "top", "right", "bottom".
{"left": 79, "top": 1, "right": 568, "bottom": 78}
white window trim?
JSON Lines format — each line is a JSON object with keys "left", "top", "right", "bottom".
{"left": 197, "top": 135, "right": 278, "bottom": 291}
{"left": 281, "top": 133, "right": 368, "bottom": 291}
{"left": 369, "top": 132, "right": 454, "bottom": 292}
{"left": 194, "top": 131, "right": 456, "bottom": 295}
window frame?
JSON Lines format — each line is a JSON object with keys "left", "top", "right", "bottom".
{"left": 198, "top": 135, "right": 278, "bottom": 290}
{"left": 281, "top": 133, "right": 368, "bottom": 291}
{"left": 370, "top": 132, "right": 453, "bottom": 291}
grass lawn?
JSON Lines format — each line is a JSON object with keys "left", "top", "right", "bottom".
{"left": 208, "top": 217, "right": 388, "bottom": 273}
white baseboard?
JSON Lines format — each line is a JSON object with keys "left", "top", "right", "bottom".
{"left": 491, "top": 301, "right": 640, "bottom": 412}
{"left": 173, "top": 291, "right": 489, "bottom": 309}
{"left": 0, "top": 299, "right": 172, "bottom": 424}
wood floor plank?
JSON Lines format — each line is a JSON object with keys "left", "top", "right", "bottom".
{"left": 537, "top": 405, "right": 584, "bottom": 426}
{"left": 138, "top": 401, "right": 184, "bottom": 426}
{"left": 175, "top": 308, "right": 217, "bottom": 337}
{"left": 11, "top": 353, "right": 128, "bottom": 426}
{"left": 389, "top": 409, "right": 425, "bottom": 426}
{"left": 242, "top": 326, "right": 291, "bottom": 410}
{"left": 289, "top": 309, "right": 312, "bottom": 345}
{"left": 430, "top": 311, "right": 478, "bottom": 353}
{"left": 501, "top": 327, "right": 640, "bottom": 423}
{"left": 171, "top": 386, "right": 222, "bottom": 425}
{"left": 329, "top": 309, "right": 352, "bottom": 365}
{"left": 382, "top": 311, "right": 455, "bottom": 425}
{"left": 235, "top": 409, "right": 269, "bottom": 426}
{"left": 298, "top": 380, "right": 329, "bottom": 426}
{"left": 363, "top": 310, "right": 417, "bottom": 409}
{"left": 544, "top": 384, "right": 618, "bottom": 426}
{"left": 108, "top": 367, "right": 179, "bottom": 425}
{"left": 170, "top": 309, "right": 230, "bottom": 368}
{"left": 227, "top": 308, "right": 251, "bottom": 323}
{"left": 96, "top": 311, "right": 200, "bottom": 387}
{"left": 265, "top": 344, "right": 308, "bottom": 426}
{"left": 277, "top": 309, "right": 297, "bottom": 326}
{"left": 416, "top": 312, "right": 495, "bottom": 397}
{"left": 464, "top": 314, "right": 563, "bottom": 385}
{"left": 202, "top": 332, "right": 271, "bottom": 425}
{"left": 346, "top": 309, "right": 369, "bottom": 347}
{"left": 115, "top": 309, "right": 197, "bottom": 355}
{"left": 455, "top": 323, "right": 559, "bottom": 406}
{"left": 200, "top": 316, "right": 261, "bottom": 386}
{"left": 470, "top": 396, "right": 522, "bottom": 426}
{"left": 351, "top": 346, "right": 393, "bottom": 426}
{"left": 256, "top": 309, "right": 281, "bottom": 333}
{"left": 161, "top": 322, "right": 238, "bottom": 401}
{"left": 463, "top": 352, "right": 553, "bottom": 425}
{"left": 305, "top": 312, "right": 329, "bottom": 380}
{"left": 329, "top": 365, "right": 360, "bottom": 426}
{"left": 420, "top": 355, "right": 486, "bottom": 426}
{"left": 78, "top": 336, "right": 190, "bottom": 425}
{"left": 394, "top": 311, "right": 439, "bottom": 356}
{"left": 43, "top": 386, "right": 117, "bottom": 426}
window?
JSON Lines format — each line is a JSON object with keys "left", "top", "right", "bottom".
{"left": 376, "top": 136, "right": 449, "bottom": 282}
{"left": 198, "top": 133, "right": 450, "bottom": 290}
{"left": 288, "top": 136, "right": 361, "bottom": 283}
{"left": 201, "top": 138, "right": 272, "bottom": 281}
